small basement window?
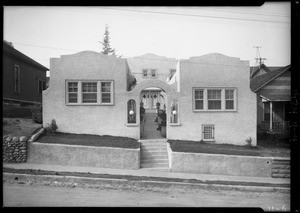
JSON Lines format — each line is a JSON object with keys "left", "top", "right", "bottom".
{"left": 202, "top": 125, "right": 215, "bottom": 141}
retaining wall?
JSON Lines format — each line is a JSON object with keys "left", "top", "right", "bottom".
{"left": 168, "top": 147, "right": 290, "bottom": 178}
{"left": 3, "top": 136, "right": 28, "bottom": 163}
{"left": 27, "top": 142, "right": 140, "bottom": 170}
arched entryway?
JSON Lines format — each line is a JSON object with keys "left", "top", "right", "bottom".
{"left": 140, "top": 87, "right": 167, "bottom": 139}
{"left": 126, "top": 79, "right": 180, "bottom": 140}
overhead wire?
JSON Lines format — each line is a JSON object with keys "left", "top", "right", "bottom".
{"left": 101, "top": 7, "right": 290, "bottom": 24}
{"left": 13, "top": 42, "right": 252, "bottom": 68}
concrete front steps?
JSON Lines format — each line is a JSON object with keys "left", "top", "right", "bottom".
{"left": 272, "top": 159, "right": 290, "bottom": 178}
{"left": 140, "top": 139, "right": 169, "bottom": 171}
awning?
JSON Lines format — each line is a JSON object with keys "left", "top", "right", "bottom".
{"left": 260, "top": 94, "right": 290, "bottom": 102}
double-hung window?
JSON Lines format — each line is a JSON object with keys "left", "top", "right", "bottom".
{"left": 66, "top": 80, "right": 113, "bottom": 105}
{"left": 151, "top": 69, "right": 157, "bottom": 78}
{"left": 193, "top": 88, "right": 237, "bottom": 111}
{"left": 142, "top": 69, "right": 148, "bottom": 78}
{"left": 207, "top": 89, "right": 221, "bottom": 110}
{"left": 225, "top": 89, "right": 234, "bottom": 110}
{"left": 82, "top": 82, "right": 97, "bottom": 103}
{"left": 68, "top": 82, "right": 78, "bottom": 103}
{"left": 101, "top": 82, "right": 111, "bottom": 103}
{"left": 194, "top": 89, "right": 204, "bottom": 110}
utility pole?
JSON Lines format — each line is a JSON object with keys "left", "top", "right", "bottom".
{"left": 253, "top": 46, "right": 267, "bottom": 66}
{"left": 250, "top": 46, "right": 267, "bottom": 79}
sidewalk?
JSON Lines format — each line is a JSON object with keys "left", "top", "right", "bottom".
{"left": 3, "top": 162, "right": 290, "bottom": 187}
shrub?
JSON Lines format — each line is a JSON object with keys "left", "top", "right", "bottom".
{"left": 45, "top": 119, "right": 58, "bottom": 134}
{"left": 245, "top": 137, "right": 252, "bottom": 146}
{"left": 31, "top": 104, "right": 42, "bottom": 124}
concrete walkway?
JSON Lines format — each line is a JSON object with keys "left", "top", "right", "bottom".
{"left": 3, "top": 163, "right": 290, "bottom": 186}
{"left": 141, "top": 112, "right": 164, "bottom": 140}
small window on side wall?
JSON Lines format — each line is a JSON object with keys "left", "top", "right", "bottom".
{"left": 127, "top": 99, "right": 136, "bottom": 124}
{"left": 202, "top": 125, "right": 215, "bottom": 141}
{"left": 170, "top": 100, "right": 178, "bottom": 124}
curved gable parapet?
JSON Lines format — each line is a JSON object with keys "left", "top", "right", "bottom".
{"left": 60, "top": 51, "right": 120, "bottom": 61}
{"left": 188, "top": 53, "right": 248, "bottom": 66}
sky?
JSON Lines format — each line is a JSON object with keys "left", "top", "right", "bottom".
{"left": 3, "top": 3, "right": 291, "bottom": 77}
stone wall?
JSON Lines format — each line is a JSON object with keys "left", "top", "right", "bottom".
{"left": 3, "top": 136, "right": 27, "bottom": 163}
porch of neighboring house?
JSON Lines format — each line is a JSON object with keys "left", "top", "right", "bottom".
{"left": 260, "top": 100, "right": 290, "bottom": 134}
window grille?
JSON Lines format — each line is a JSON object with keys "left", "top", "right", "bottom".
{"left": 202, "top": 125, "right": 215, "bottom": 141}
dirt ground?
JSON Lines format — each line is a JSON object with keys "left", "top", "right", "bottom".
{"left": 2, "top": 118, "right": 42, "bottom": 138}
{"left": 3, "top": 182, "right": 290, "bottom": 209}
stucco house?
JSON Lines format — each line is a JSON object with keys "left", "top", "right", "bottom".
{"left": 250, "top": 65, "right": 291, "bottom": 135}
{"left": 43, "top": 51, "right": 257, "bottom": 146}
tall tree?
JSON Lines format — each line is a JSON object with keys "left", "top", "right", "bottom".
{"left": 100, "top": 24, "right": 116, "bottom": 55}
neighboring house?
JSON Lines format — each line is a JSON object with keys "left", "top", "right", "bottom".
{"left": 46, "top": 77, "right": 50, "bottom": 89}
{"left": 250, "top": 65, "right": 291, "bottom": 134}
{"left": 3, "top": 41, "right": 49, "bottom": 106}
{"left": 250, "top": 63, "right": 283, "bottom": 79}
{"left": 43, "top": 51, "right": 257, "bottom": 146}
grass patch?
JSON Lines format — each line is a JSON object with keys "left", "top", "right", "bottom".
{"left": 168, "top": 139, "right": 290, "bottom": 158}
{"left": 37, "top": 132, "right": 140, "bottom": 149}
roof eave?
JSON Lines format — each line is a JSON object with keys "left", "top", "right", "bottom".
{"left": 253, "top": 65, "right": 290, "bottom": 93}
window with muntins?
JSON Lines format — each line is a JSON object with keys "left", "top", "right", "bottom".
{"left": 143, "top": 69, "right": 148, "bottom": 78}
{"left": 82, "top": 82, "right": 97, "bottom": 103}
{"left": 66, "top": 80, "right": 113, "bottom": 105}
{"left": 225, "top": 89, "right": 234, "bottom": 110}
{"left": 193, "top": 88, "right": 237, "bottom": 111}
{"left": 101, "top": 82, "right": 111, "bottom": 103}
{"left": 151, "top": 69, "right": 157, "bottom": 78}
{"left": 207, "top": 89, "right": 221, "bottom": 110}
{"left": 68, "top": 82, "right": 78, "bottom": 103}
{"left": 194, "top": 89, "right": 204, "bottom": 110}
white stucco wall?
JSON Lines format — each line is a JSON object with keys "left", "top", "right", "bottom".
{"left": 126, "top": 53, "right": 177, "bottom": 83}
{"left": 167, "top": 53, "right": 257, "bottom": 146}
{"left": 44, "top": 52, "right": 256, "bottom": 145}
{"left": 43, "top": 51, "right": 139, "bottom": 139}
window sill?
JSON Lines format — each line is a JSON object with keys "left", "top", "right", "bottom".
{"left": 66, "top": 103, "right": 114, "bottom": 106}
{"left": 126, "top": 123, "right": 138, "bottom": 127}
{"left": 193, "top": 110, "right": 237, "bottom": 112}
{"left": 170, "top": 123, "right": 181, "bottom": 126}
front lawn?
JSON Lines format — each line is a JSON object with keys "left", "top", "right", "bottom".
{"left": 168, "top": 139, "right": 290, "bottom": 158}
{"left": 37, "top": 132, "right": 140, "bottom": 149}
